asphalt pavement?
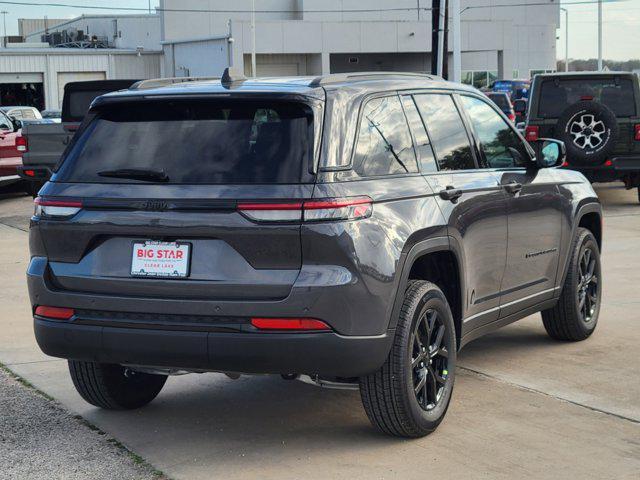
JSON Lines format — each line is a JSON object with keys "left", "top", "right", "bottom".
{"left": 0, "top": 184, "right": 638, "bottom": 479}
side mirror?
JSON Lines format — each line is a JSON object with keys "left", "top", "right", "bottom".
{"left": 532, "top": 138, "right": 565, "bottom": 168}
{"left": 513, "top": 99, "right": 527, "bottom": 114}
{"left": 11, "top": 118, "right": 22, "bottom": 131}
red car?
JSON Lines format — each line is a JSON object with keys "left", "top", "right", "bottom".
{"left": 0, "top": 109, "right": 27, "bottom": 189}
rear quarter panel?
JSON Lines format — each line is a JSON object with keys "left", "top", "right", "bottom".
{"left": 306, "top": 175, "right": 447, "bottom": 336}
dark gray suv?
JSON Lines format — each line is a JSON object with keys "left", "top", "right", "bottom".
{"left": 28, "top": 71, "right": 603, "bottom": 437}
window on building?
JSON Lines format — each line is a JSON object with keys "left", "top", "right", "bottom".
{"left": 352, "top": 96, "right": 418, "bottom": 177}
{"left": 460, "top": 96, "right": 529, "bottom": 168}
{"left": 461, "top": 71, "right": 499, "bottom": 89}
{"left": 414, "top": 94, "right": 476, "bottom": 171}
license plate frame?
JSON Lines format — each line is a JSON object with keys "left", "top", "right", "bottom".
{"left": 130, "top": 240, "right": 191, "bottom": 278}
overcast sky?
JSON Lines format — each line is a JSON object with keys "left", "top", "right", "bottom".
{"left": 0, "top": 0, "right": 637, "bottom": 61}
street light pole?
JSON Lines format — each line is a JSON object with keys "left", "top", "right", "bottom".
{"left": 251, "top": 0, "right": 257, "bottom": 77}
{"left": 452, "top": 0, "right": 461, "bottom": 82}
{"left": 565, "top": 8, "right": 569, "bottom": 72}
{"left": 597, "top": 0, "right": 602, "bottom": 70}
{"left": 1, "top": 11, "right": 7, "bottom": 49}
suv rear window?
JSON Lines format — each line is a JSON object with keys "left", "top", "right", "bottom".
{"left": 538, "top": 78, "right": 636, "bottom": 117}
{"left": 487, "top": 93, "right": 510, "bottom": 109}
{"left": 68, "top": 90, "right": 112, "bottom": 120}
{"left": 56, "top": 100, "right": 315, "bottom": 184}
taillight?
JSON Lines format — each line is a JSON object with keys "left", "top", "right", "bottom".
{"left": 238, "top": 196, "right": 372, "bottom": 223}
{"left": 604, "top": 159, "right": 613, "bottom": 167}
{"left": 23, "top": 169, "right": 36, "bottom": 177}
{"left": 304, "top": 197, "right": 372, "bottom": 222}
{"left": 34, "top": 306, "right": 75, "bottom": 320}
{"left": 15, "top": 134, "right": 27, "bottom": 152}
{"left": 525, "top": 125, "right": 539, "bottom": 141}
{"left": 251, "top": 317, "right": 331, "bottom": 331}
{"left": 634, "top": 124, "right": 640, "bottom": 141}
{"left": 507, "top": 113, "right": 516, "bottom": 122}
{"left": 34, "top": 197, "right": 82, "bottom": 218}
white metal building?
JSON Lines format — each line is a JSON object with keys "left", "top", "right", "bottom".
{"left": 159, "top": 0, "right": 560, "bottom": 85}
{"left": 0, "top": 48, "right": 161, "bottom": 110}
{"left": 24, "top": 14, "right": 161, "bottom": 51}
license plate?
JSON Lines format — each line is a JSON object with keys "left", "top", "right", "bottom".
{"left": 131, "top": 241, "right": 191, "bottom": 278}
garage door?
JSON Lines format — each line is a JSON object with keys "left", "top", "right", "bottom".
{"left": 57, "top": 72, "right": 106, "bottom": 108}
{"left": 0, "top": 73, "right": 44, "bottom": 84}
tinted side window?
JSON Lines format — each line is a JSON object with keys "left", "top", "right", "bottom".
{"left": 414, "top": 94, "right": 475, "bottom": 171}
{"left": 352, "top": 96, "right": 418, "bottom": 177}
{"left": 401, "top": 95, "right": 437, "bottom": 173}
{"left": 461, "top": 96, "right": 530, "bottom": 168}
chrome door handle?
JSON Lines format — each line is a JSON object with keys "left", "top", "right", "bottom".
{"left": 439, "top": 186, "right": 463, "bottom": 202}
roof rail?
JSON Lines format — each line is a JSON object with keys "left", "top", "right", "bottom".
{"left": 130, "top": 76, "right": 220, "bottom": 90}
{"left": 309, "top": 71, "right": 438, "bottom": 87}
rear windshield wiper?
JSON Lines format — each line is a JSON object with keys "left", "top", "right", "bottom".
{"left": 97, "top": 168, "right": 169, "bottom": 182}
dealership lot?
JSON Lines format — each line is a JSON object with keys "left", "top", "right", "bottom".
{"left": 0, "top": 185, "right": 638, "bottom": 479}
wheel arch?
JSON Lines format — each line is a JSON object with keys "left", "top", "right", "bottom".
{"left": 558, "top": 202, "right": 603, "bottom": 290}
{"left": 388, "top": 237, "right": 465, "bottom": 349}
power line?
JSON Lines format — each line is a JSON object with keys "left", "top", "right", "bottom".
{"left": 0, "top": 0, "right": 631, "bottom": 14}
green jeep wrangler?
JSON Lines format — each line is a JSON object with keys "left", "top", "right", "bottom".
{"left": 525, "top": 72, "right": 640, "bottom": 202}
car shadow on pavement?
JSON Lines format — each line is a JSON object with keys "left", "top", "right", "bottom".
{"left": 86, "top": 373, "right": 406, "bottom": 453}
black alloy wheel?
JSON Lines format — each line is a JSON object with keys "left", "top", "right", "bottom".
{"left": 411, "top": 308, "right": 451, "bottom": 411}
{"left": 577, "top": 245, "right": 599, "bottom": 323}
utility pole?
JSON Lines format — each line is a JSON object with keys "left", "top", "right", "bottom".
{"left": 251, "top": 0, "right": 257, "bottom": 77}
{"left": 1, "top": 11, "right": 7, "bottom": 48}
{"left": 561, "top": 7, "right": 569, "bottom": 72}
{"left": 431, "top": 0, "right": 447, "bottom": 77}
{"left": 597, "top": 0, "right": 602, "bottom": 70}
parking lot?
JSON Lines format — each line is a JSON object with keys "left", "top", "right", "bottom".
{"left": 0, "top": 184, "right": 638, "bottom": 479}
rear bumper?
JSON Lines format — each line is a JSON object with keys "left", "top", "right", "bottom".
{"left": 28, "top": 256, "right": 394, "bottom": 377}
{"left": 0, "top": 174, "right": 21, "bottom": 187}
{"left": 34, "top": 318, "right": 391, "bottom": 377}
{"left": 564, "top": 156, "right": 640, "bottom": 183}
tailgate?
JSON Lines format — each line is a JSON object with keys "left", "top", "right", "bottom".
{"left": 37, "top": 184, "right": 310, "bottom": 301}
{"left": 22, "top": 122, "right": 70, "bottom": 168}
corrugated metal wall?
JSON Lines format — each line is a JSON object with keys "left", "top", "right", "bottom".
{"left": 0, "top": 51, "right": 161, "bottom": 109}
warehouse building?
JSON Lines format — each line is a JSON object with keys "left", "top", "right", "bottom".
{"left": 0, "top": 15, "right": 162, "bottom": 110}
{"left": 159, "top": 0, "right": 560, "bottom": 85}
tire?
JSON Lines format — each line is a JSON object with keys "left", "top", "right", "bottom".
{"left": 359, "top": 281, "right": 457, "bottom": 437}
{"left": 68, "top": 361, "right": 167, "bottom": 410}
{"left": 542, "top": 228, "right": 601, "bottom": 341}
{"left": 555, "top": 101, "right": 618, "bottom": 166}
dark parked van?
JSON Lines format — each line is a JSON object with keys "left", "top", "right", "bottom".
{"left": 28, "top": 71, "right": 603, "bottom": 437}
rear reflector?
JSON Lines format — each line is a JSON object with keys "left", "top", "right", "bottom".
{"left": 525, "top": 125, "right": 539, "bottom": 142}
{"left": 251, "top": 318, "right": 331, "bottom": 331}
{"left": 238, "top": 196, "right": 372, "bottom": 223}
{"left": 34, "top": 197, "right": 82, "bottom": 218}
{"left": 634, "top": 124, "right": 640, "bottom": 141}
{"left": 23, "top": 169, "right": 35, "bottom": 177}
{"left": 35, "top": 306, "right": 75, "bottom": 320}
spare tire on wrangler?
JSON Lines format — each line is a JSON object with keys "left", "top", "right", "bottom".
{"left": 555, "top": 101, "right": 618, "bottom": 166}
